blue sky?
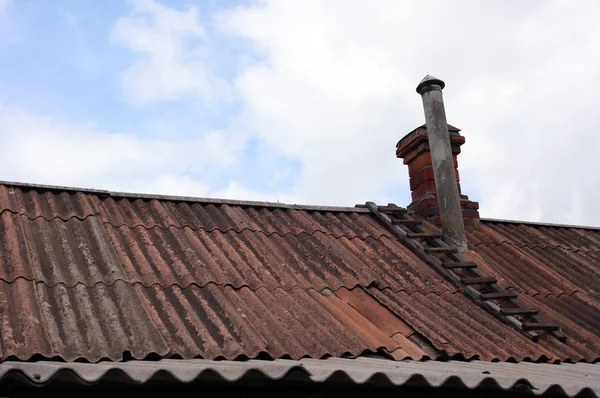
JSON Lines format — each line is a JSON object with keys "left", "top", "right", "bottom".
{"left": 1, "top": 0, "right": 600, "bottom": 225}
{"left": 0, "top": 0, "right": 304, "bottom": 202}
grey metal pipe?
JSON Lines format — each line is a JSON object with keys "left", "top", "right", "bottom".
{"left": 416, "top": 75, "right": 468, "bottom": 253}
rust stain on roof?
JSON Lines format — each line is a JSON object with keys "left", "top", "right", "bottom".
{"left": 0, "top": 279, "right": 431, "bottom": 362}
{"left": 468, "top": 222, "right": 600, "bottom": 293}
{"left": 368, "top": 288, "right": 600, "bottom": 363}
{"left": 466, "top": 241, "right": 600, "bottom": 297}
{"left": 1, "top": 193, "right": 455, "bottom": 293}
{"left": 469, "top": 222, "right": 600, "bottom": 252}
{"left": 0, "top": 185, "right": 99, "bottom": 221}
{"left": 0, "top": 182, "right": 599, "bottom": 363}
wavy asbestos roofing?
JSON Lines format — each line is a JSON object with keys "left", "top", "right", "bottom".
{"left": 0, "top": 181, "right": 599, "bottom": 363}
{"left": 466, "top": 222, "right": 600, "bottom": 297}
{"left": 1, "top": 358, "right": 598, "bottom": 397}
{"left": 0, "top": 280, "right": 431, "bottom": 362}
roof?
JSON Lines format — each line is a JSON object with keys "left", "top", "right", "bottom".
{"left": 0, "top": 180, "right": 599, "bottom": 365}
{"left": 2, "top": 357, "right": 598, "bottom": 397}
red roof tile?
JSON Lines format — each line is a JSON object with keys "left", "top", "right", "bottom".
{"left": 3, "top": 199, "right": 454, "bottom": 292}
{"left": 0, "top": 212, "right": 33, "bottom": 282}
{"left": 21, "top": 216, "right": 124, "bottom": 287}
{"left": 368, "top": 288, "right": 600, "bottom": 362}
{"left": 469, "top": 222, "right": 600, "bottom": 252}
{"left": 0, "top": 182, "right": 598, "bottom": 364}
{"left": 0, "top": 279, "right": 428, "bottom": 362}
{"left": 0, "top": 185, "right": 98, "bottom": 221}
{"left": 466, "top": 241, "right": 600, "bottom": 297}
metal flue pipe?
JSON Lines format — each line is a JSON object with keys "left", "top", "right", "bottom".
{"left": 416, "top": 75, "right": 468, "bottom": 253}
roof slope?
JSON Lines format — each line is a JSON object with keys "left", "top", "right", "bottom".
{"left": 0, "top": 182, "right": 598, "bottom": 363}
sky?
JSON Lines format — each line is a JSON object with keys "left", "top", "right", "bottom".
{"left": 1, "top": 0, "right": 599, "bottom": 226}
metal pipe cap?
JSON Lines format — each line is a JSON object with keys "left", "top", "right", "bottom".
{"left": 416, "top": 75, "right": 445, "bottom": 94}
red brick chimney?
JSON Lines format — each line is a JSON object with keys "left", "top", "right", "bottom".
{"left": 396, "top": 124, "right": 480, "bottom": 230}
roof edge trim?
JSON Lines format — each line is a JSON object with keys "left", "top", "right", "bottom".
{"left": 0, "top": 180, "right": 370, "bottom": 213}
{"left": 481, "top": 217, "right": 600, "bottom": 231}
{"left": 5, "top": 180, "right": 598, "bottom": 224}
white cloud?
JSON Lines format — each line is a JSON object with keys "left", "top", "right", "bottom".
{"left": 4, "top": 0, "right": 600, "bottom": 226}
{"left": 218, "top": 0, "right": 600, "bottom": 225}
{"left": 0, "top": 0, "right": 10, "bottom": 31}
{"left": 0, "top": 104, "right": 292, "bottom": 203}
{"left": 0, "top": 105, "right": 244, "bottom": 196}
{"left": 212, "top": 181, "right": 301, "bottom": 204}
{"left": 111, "top": 0, "right": 230, "bottom": 104}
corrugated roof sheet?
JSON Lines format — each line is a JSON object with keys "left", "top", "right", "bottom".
{"left": 466, "top": 243, "right": 600, "bottom": 297}
{"left": 1, "top": 187, "right": 453, "bottom": 293}
{"left": 0, "top": 181, "right": 599, "bottom": 365}
{"left": 0, "top": 279, "right": 430, "bottom": 362}
{"left": 1, "top": 358, "right": 598, "bottom": 397}
{"left": 467, "top": 222, "right": 600, "bottom": 297}
{"left": 470, "top": 222, "right": 600, "bottom": 252}
{"left": 368, "top": 288, "right": 600, "bottom": 363}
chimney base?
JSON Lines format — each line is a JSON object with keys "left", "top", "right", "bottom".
{"left": 407, "top": 194, "right": 480, "bottom": 231}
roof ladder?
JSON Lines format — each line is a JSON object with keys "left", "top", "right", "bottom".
{"left": 364, "top": 201, "right": 566, "bottom": 342}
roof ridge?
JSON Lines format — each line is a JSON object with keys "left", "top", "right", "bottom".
{"left": 481, "top": 217, "right": 600, "bottom": 231}
{"left": 3, "top": 180, "right": 599, "bottom": 227}
{"left": 0, "top": 180, "right": 369, "bottom": 213}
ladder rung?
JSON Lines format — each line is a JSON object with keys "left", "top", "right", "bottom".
{"left": 443, "top": 261, "right": 477, "bottom": 269}
{"left": 391, "top": 219, "right": 422, "bottom": 225}
{"left": 407, "top": 232, "right": 442, "bottom": 239}
{"left": 500, "top": 308, "right": 539, "bottom": 316}
{"left": 462, "top": 276, "right": 497, "bottom": 285}
{"left": 424, "top": 247, "right": 458, "bottom": 254}
{"left": 522, "top": 323, "right": 560, "bottom": 331}
{"left": 481, "top": 291, "right": 518, "bottom": 300}
{"left": 378, "top": 206, "right": 407, "bottom": 213}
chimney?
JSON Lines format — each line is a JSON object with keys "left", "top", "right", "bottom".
{"left": 396, "top": 76, "right": 480, "bottom": 251}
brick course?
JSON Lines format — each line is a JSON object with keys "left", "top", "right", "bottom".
{"left": 397, "top": 124, "right": 480, "bottom": 230}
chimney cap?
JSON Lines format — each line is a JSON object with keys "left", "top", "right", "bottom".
{"left": 416, "top": 75, "right": 445, "bottom": 94}
{"left": 396, "top": 124, "right": 463, "bottom": 152}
